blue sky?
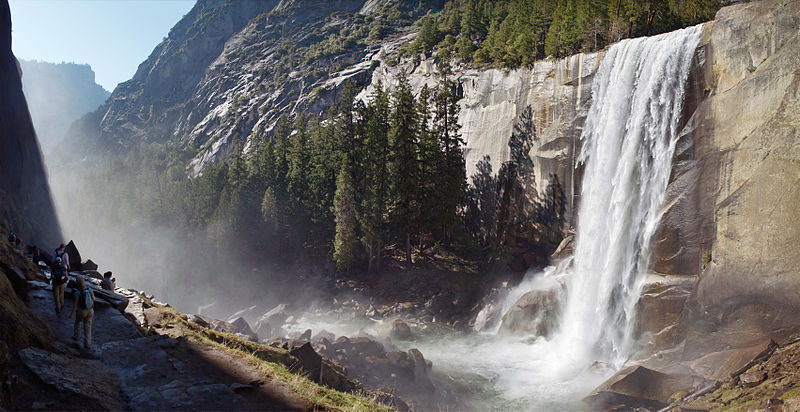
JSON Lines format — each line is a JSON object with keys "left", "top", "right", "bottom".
{"left": 9, "top": 0, "right": 197, "bottom": 92}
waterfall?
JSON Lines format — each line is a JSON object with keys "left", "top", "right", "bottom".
{"left": 557, "top": 24, "right": 702, "bottom": 367}
{"left": 377, "top": 26, "right": 704, "bottom": 411}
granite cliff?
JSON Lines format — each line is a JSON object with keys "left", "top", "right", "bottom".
{"left": 0, "top": 0, "right": 61, "bottom": 247}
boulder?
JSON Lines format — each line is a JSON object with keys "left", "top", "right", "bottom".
{"left": 289, "top": 342, "right": 323, "bottom": 379}
{"left": 253, "top": 304, "right": 290, "bottom": 339}
{"left": 739, "top": 371, "right": 766, "bottom": 387}
{"left": 499, "top": 288, "right": 560, "bottom": 337}
{"left": 388, "top": 319, "right": 414, "bottom": 341}
{"left": 311, "top": 329, "right": 336, "bottom": 344}
{"left": 298, "top": 329, "right": 311, "bottom": 342}
{"left": 689, "top": 340, "right": 777, "bottom": 382}
{"left": 586, "top": 365, "right": 709, "bottom": 410}
{"left": 229, "top": 317, "right": 258, "bottom": 342}
{"left": 65, "top": 240, "right": 83, "bottom": 271}
{"left": 82, "top": 259, "right": 98, "bottom": 271}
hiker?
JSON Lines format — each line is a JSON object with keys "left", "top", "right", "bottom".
{"left": 54, "top": 244, "right": 70, "bottom": 271}
{"left": 100, "top": 271, "right": 115, "bottom": 291}
{"left": 68, "top": 277, "right": 94, "bottom": 349}
{"left": 14, "top": 235, "right": 21, "bottom": 250}
{"left": 31, "top": 245, "right": 42, "bottom": 264}
{"left": 6, "top": 231, "right": 15, "bottom": 244}
{"left": 50, "top": 257, "right": 68, "bottom": 313}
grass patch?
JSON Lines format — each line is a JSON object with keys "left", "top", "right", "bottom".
{"left": 143, "top": 303, "right": 394, "bottom": 412}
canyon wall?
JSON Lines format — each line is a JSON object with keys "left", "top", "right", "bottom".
{"left": 0, "top": 0, "right": 61, "bottom": 247}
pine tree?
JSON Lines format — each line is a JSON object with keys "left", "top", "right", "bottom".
{"left": 333, "top": 158, "right": 359, "bottom": 270}
{"left": 389, "top": 72, "right": 419, "bottom": 263}
{"left": 359, "top": 83, "right": 391, "bottom": 273}
{"left": 432, "top": 59, "right": 466, "bottom": 244}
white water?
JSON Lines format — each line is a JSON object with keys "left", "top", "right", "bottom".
{"left": 270, "top": 25, "right": 703, "bottom": 411}
{"left": 417, "top": 25, "right": 704, "bottom": 410}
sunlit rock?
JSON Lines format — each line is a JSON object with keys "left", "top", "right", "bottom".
{"left": 498, "top": 288, "right": 560, "bottom": 337}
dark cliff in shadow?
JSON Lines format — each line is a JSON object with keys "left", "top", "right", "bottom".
{"left": 0, "top": 0, "right": 62, "bottom": 247}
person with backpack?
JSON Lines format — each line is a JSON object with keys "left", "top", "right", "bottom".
{"left": 54, "top": 244, "right": 70, "bottom": 271}
{"left": 51, "top": 257, "right": 68, "bottom": 313}
{"left": 68, "top": 277, "right": 95, "bottom": 349}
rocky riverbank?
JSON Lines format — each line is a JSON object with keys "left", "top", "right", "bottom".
{"left": 0, "top": 236, "right": 405, "bottom": 411}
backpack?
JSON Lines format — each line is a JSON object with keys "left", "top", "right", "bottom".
{"left": 51, "top": 266, "right": 67, "bottom": 285}
{"left": 7, "top": 233, "right": 15, "bottom": 243}
{"left": 79, "top": 288, "right": 94, "bottom": 310}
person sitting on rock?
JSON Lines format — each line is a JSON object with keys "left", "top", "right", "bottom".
{"left": 50, "top": 257, "right": 68, "bottom": 314}
{"left": 100, "top": 271, "right": 115, "bottom": 291}
{"left": 68, "top": 277, "right": 95, "bottom": 349}
{"left": 54, "top": 243, "right": 70, "bottom": 272}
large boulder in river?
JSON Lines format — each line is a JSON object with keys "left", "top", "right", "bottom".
{"left": 499, "top": 288, "right": 560, "bottom": 337}
{"left": 380, "top": 318, "right": 414, "bottom": 341}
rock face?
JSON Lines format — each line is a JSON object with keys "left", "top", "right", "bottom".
{"left": 0, "top": 0, "right": 62, "bottom": 247}
{"left": 688, "top": 0, "right": 800, "bottom": 353}
{"left": 362, "top": 51, "right": 598, "bottom": 221}
{"left": 641, "top": 0, "right": 800, "bottom": 358}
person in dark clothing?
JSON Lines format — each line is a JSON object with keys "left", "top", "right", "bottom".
{"left": 50, "top": 257, "right": 68, "bottom": 313}
{"left": 54, "top": 244, "right": 70, "bottom": 271}
{"left": 100, "top": 271, "right": 115, "bottom": 291}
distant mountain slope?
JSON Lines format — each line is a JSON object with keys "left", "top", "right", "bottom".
{"left": 0, "top": 0, "right": 61, "bottom": 247}
{"left": 60, "top": 0, "right": 431, "bottom": 171}
{"left": 19, "top": 60, "right": 109, "bottom": 154}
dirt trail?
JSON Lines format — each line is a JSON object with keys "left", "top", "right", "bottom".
{"left": 16, "top": 279, "right": 310, "bottom": 411}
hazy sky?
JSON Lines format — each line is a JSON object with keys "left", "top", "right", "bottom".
{"left": 9, "top": 0, "right": 196, "bottom": 92}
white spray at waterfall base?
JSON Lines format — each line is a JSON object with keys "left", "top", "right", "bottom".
{"left": 410, "top": 25, "right": 704, "bottom": 410}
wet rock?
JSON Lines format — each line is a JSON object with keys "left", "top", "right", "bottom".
{"left": 19, "top": 347, "right": 126, "bottom": 410}
{"left": 550, "top": 235, "right": 574, "bottom": 260}
{"left": 689, "top": 340, "right": 777, "bottom": 381}
{"left": 499, "top": 288, "right": 559, "bottom": 337}
{"left": 586, "top": 365, "right": 709, "bottom": 410}
{"left": 408, "top": 348, "right": 430, "bottom": 381}
{"left": 388, "top": 318, "right": 414, "bottom": 341}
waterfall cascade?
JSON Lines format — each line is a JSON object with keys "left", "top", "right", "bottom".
{"left": 411, "top": 25, "right": 704, "bottom": 410}
{"left": 557, "top": 24, "right": 703, "bottom": 368}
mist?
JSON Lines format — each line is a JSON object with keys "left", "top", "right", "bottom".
{"left": 19, "top": 60, "right": 109, "bottom": 155}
